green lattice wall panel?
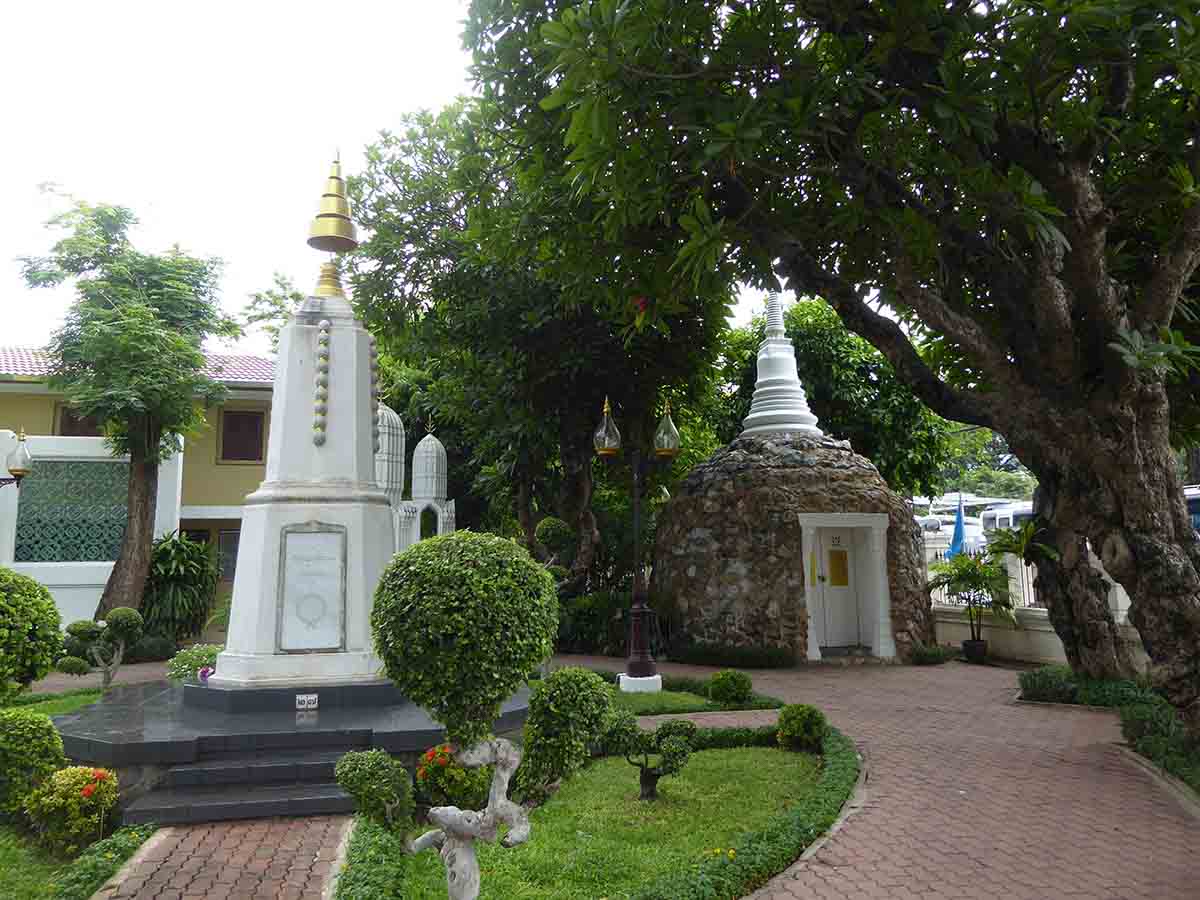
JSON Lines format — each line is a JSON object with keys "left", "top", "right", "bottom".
{"left": 15, "top": 459, "right": 128, "bottom": 562}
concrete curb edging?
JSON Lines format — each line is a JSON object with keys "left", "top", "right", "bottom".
{"left": 90, "top": 827, "right": 176, "bottom": 900}
{"left": 321, "top": 815, "right": 357, "bottom": 900}
{"left": 797, "top": 743, "right": 869, "bottom": 864}
{"left": 1114, "top": 744, "right": 1200, "bottom": 823}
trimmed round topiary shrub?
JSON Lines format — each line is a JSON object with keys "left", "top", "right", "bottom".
{"left": 709, "top": 669, "right": 754, "bottom": 705}
{"left": 24, "top": 765, "right": 119, "bottom": 855}
{"left": 0, "top": 566, "right": 62, "bottom": 701}
{"left": 518, "top": 667, "right": 612, "bottom": 793}
{"left": 371, "top": 531, "right": 558, "bottom": 747}
{"left": 335, "top": 749, "right": 413, "bottom": 833}
{"left": 0, "top": 709, "right": 66, "bottom": 819}
{"left": 57, "top": 656, "right": 92, "bottom": 676}
{"left": 777, "top": 703, "right": 829, "bottom": 753}
{"left": 535, "top": 516, "right": 576, "bottom": 566}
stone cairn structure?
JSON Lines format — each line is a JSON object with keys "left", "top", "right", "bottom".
{"left": 653, "top": 293, "right": 932, "bottom": 661}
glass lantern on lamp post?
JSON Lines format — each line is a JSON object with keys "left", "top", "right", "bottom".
{"left": 594, "top": 397, "right": 680, "bottom": 687}
{"left": 1, "top": 429, "right": 33, "bottom": 489}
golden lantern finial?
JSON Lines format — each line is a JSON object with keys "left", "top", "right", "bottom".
{"left": 594, "top": 397, "right": 621, "bottom": 457}
{"left": 654, "top": 398, "right": 681, "bottom": 460}
{"left": 307, "top": 157, "right": 358, "bottom": 254}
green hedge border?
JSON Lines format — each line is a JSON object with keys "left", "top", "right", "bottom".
{"left": 584, "top": 667, "right": 786, "bottom": 711}
{"left": 334, "top": 723, "right": 859, "bottom": 900}
{"left": 48, "top": 825, "right": 156, "bottom": 900}
{"left": 629, "top": 728, "right": 859, "bottom": 899}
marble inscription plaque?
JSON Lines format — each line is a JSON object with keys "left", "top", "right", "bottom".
{"left": 279, "top": 529, "right": 345, "bottom": 651}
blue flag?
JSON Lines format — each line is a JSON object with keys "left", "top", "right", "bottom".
{"left": 947, "top": 493, "right": 966, "bottom": 558}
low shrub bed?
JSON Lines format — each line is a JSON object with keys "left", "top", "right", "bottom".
{"left": 0, "top": 823, "right": 154, "bottom": 900}
{"left": 1120, "top": 697, "right": 1200, "bottom": 797}
{"left": 668, "top": 643, "right": 794, "bottom": 669}
{"left": 1018, "top": 666, "right": 1199, "bottom": 798}
{"left": 587, "top": 668, "right": 785, "bottom": 716}
{"left": 335, "top": 724, "right": 858, "bottom": 900}
{"left": 1017, "top": 665, "right": 1158, "bottom": 708}
{"left": 910, "top": 643, "right": 957, "bottom": 665}
{"left": 46, "top": 825, "right": 155, "bottom": 900}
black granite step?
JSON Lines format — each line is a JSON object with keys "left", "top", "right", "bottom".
{"left": 163, "top": 750, "right": 347, "bottom": 788}
{"left": 123, "top": 780, "right": 354, "bottom": 825}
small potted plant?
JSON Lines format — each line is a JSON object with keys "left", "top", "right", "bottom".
{"left": 927, "top": 553, "right": 1013, "bottom": 663}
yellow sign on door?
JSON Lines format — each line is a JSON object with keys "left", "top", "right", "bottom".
{"left": 828, "top": 549, "right": 849, "bottom": 587}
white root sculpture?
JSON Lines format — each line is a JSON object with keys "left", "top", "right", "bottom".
{"left": 408, "top": 736, "right": 529, "bottom": 900}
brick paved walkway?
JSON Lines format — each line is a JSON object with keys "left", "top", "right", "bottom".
{"left": 97, "top": 815, "right": 349, "bottom": 900}
{"left": 96, "top": 657, "right": 1197, "bottom": 899}
{"left": 571, "top": 654, "right": 1200, "bottom": 900}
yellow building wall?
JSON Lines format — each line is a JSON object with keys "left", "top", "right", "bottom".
{"left": 0, "top": 393, "right": 59, "bottom": 435}
{"left": 181, "top": 400, "right": 270, "bottom": 508}
{"left": 0, "top": 388, "right": 269, "bottom": 509}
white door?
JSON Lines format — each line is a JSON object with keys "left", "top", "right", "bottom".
{"left": 820, "top": 528, "right": 861, "bottom": 647}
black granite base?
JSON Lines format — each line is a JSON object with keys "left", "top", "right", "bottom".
{"left": 53, "top": 680, "right": 531, "bottom": 767}
{"left": 182, "top": 679, "right": 405, "bottom": 713}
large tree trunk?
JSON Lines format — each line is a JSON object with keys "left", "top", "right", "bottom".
{"left": 1033, "top": 479, "right": 1135, "bottom": 679}
{"left": 1019, "top": 390, "right": 1200, "bottom": 735}
{"left": 96, "top": 428, "right": 160, "bottom": 619}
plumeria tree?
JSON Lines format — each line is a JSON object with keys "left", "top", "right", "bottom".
{"left": 465, "top": 0, "right": 1200, "bottom": 736}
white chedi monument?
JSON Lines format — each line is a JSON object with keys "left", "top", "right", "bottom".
{"left": 212, "top": 161, "right": 396, "bottom": 689}
{"left": 741, "top": 291, "right": 823, "bottom": 437}
{"left": 374, "top": 402, "right": 407, "bottom": 551}
{"left": 395, "top": 432, "right": 456, "bottom": 550}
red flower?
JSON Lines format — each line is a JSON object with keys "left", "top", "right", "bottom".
{"left": 80, "top": 784, "right": 96, "bottom": 798}
{"left": 417, "top": 766, "right": 427, "bottom": 780}
{"left": 436, "top": 755, "right": 449, "bottom": 767}
{"left": 632, "top": 295, "right": 648, "bottom": 313}
{"left": 92, "top": 769, "right": 108, "bottom": 781}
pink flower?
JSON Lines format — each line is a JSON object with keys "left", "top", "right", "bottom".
{"left": 198, "top": 666, "right": 215, "bottom": 683}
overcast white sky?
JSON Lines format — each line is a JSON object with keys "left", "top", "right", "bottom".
{"left": 2, "top": 1, "right": 767, "bottom": 356}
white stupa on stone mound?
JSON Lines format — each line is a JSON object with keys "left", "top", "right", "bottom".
{"left": 741, "top": 291, "right": 823, "bottom": 437}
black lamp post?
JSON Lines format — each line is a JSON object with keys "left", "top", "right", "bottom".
{"left": 0, "top": 429, "right": 33, "bottom": 490}
{"left": 594, "top": 397, "right": 681, "bottom": 683}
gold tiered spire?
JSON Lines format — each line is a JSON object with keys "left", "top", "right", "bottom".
{"left": 307, "top": 156, "right": 358, "bottom": 254}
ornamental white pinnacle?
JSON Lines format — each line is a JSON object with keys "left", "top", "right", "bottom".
{"left": 740, "top": 291, "right": 823, "bottom": 437}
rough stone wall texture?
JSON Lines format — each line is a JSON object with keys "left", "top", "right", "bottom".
{"left": 653, "top": 433, "right": 933, "bottom": 661}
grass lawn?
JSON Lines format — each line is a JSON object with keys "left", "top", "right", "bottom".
{"left": 400, "top": 747, "right": 821, "bottom": 899}
{"left": 0, "top": 825, "right": 65, "bottom": 900}
{"left": 4, "top": 690, "right": 102, "bottom": 717}
{"left": 608, "top": 687, "right": 714, "bottom": 715}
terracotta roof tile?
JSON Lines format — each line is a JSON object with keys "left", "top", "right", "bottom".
{"left": 0, "top": 347, "right": 275, "bottom": 386}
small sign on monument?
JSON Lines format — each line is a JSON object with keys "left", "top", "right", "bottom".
{"left": 295, "top": 693, "right": 319, "bottom": 710}
{"left": 278, "top": 524, "right": 347, "bottom": 652}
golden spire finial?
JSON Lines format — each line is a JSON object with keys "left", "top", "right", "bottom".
{"left": 307, "top": 157, "right": 358, "bottom": 254}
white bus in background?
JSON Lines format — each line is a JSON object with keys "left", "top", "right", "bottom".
{"left": 981, "top": 501, "right": 1034, "bottom": 533}
{"left": 984, "top": 488, "right": 1200, "bottom": 535}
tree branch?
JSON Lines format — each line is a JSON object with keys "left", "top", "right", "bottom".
{"left": 774, "top": 243, "right": 994, "bottom": 427}
{"left": 1141, "top": 201, "right": 1200, "bottom": 330}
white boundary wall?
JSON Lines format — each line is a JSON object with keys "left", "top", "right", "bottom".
{"left": 0, "top": 431, "right": 183, "bottom": 623}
